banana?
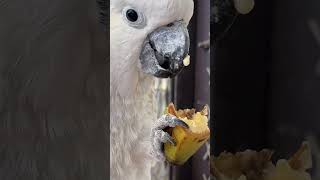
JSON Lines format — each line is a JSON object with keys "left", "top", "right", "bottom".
{"left": 183, "top": 55, "right": 190, "bottom": 67}
{"left": 164, "top": 103, "right": 210, "bottom": 165}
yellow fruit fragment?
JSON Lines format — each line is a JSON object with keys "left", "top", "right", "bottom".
{"left": 164, "top": 103, "right": 210, "bottom": 165}
{"left": 265, "top": 142, "right": 312, "bottom": 180}
{"left": 288, "top": 142, "right": 312, "bottom": 171}
{"left": 265, "top": 160, "right": 311, "bottom": 180}
{"left": 211, "top": 141, "right": 312, "bottom": 180}
{"left": 183, "top": 55, "right": 190, "bottom": 67}
{"left": 211, "top": 149, "right": 274, "bottom": 180}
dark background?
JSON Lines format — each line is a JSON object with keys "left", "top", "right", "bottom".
{"left": 0, "top": 1, "right": 109, "bottom": 179}
{"left": 212, "top": 0, "right": 320, "bottom": 176}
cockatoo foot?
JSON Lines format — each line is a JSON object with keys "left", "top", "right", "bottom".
{"left": 150, "top": 114, "right": 189, "bottom": 161}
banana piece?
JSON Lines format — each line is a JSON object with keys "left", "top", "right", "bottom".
{"left": 164, "top": 103, "right": 210, "bottom": 165}
{"left": 183, "top": 55, "right": 190, "bottom": 67}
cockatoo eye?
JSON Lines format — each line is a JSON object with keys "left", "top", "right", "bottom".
{"left": 122, "top": 6, "right": 146, "bottom": 29}
{"left": 126, "top": 9, "right": 138, "bottom": 22}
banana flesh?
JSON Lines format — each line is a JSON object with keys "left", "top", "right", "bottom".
{"left": 164, "top": 103, "right": 210, "bottom": 165}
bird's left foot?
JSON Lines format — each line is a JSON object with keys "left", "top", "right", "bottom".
{"left": 150, "top": 114, "right": 189, "bottom": 161}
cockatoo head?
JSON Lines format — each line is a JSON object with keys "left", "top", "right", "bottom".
{"left": 111, "top": 0, "right": 194, "bottom": 96}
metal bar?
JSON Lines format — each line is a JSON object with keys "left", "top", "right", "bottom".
{"left": 192, "top": 0, "right": 211, "bottom": 179}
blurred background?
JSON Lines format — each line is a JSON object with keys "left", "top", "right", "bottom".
{"left": 152, "top": 0, "right": 211, "bottom": 179}
{"left": 213, "top": 0, "right": 320, "bottom": 178}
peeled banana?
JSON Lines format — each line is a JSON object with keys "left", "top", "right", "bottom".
{"left": 164, "top": 103, "right": 210, "bottom": 165}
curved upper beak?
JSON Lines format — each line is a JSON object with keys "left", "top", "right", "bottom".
{"left": 139, "top": 21, "right": 190, "bottom": 78}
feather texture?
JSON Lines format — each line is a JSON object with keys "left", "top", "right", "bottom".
{"left": 110, "top": 0, "right": 194, "bottom": 179}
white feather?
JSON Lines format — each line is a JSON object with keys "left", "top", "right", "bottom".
{"left": 110, "top": 0, "right": 194, "bottom": 179}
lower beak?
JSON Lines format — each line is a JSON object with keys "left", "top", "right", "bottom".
{"left": 139, "top": 21, "right": 190, "bottom": 78}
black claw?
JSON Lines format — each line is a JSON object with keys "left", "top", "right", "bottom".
{"left": 174, "top": 119, "right": 189, "bottom": 129}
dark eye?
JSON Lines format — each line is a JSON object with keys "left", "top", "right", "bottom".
{"left": 122, "top": 6, "right": 146, "bottom": 29}
{"left": 126, "top": 9, "right": 138, "bottom": 22}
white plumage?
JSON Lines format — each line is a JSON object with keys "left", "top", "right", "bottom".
{"left": 110, "top": 0, "right": 194, "bottom": 179}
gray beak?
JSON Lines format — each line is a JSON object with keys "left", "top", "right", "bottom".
{"left": 139, "top": 21, "right": 190, "bottom": 78}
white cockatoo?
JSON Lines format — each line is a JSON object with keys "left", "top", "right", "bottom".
{"left": 110, "top": 0, "right": 194, "bottom": 179}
